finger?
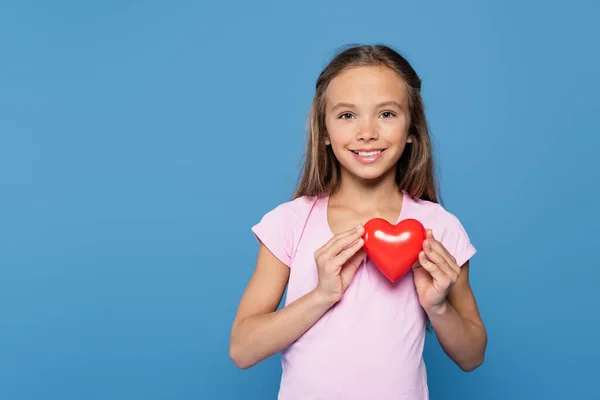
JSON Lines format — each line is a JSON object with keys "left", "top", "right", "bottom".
{"left": 426, "top": 230, "right": 459, "bottom": 273}
{"left": 426, "top": 230, "right": 455, "bottom": 265}
{"left": 418, "top": 251, "right": 453, "bottom": 286}
{"left": 340, "top": 248, "right": 366, "bottom": 284}
{"left": 316, "top": 230, "right": 355, "bottom": 260}
{"left": 317, "top": 225, "right": 363, "bottom": 257}
{"left": 324, "top": 227, "right": 365, "bottom": 257}
{"left": 334, "top": 237, "right": 364, "bottom": 265}
{"left": 323, "top": 238, "right": 363, "bottom": 275}
{"left": 423, "top": 239, "right": 458, "bottom": 280}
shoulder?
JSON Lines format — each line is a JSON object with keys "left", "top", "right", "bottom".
{"left": 258, "top": 195, "right": 318, "bottom": 225}
{"left": 410, "top": 197, "right": 466, "bottom": 232}
{"left": 407, "top": 195, "right": 476, "bottom": 267}
{"left": 251, "top": 195, "right": 318, "bottom": 267}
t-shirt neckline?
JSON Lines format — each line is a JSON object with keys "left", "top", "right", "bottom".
{"left": 321, "top": 190, "right": 411, "bottom": 237}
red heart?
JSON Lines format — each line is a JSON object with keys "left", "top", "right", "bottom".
{"left": 362, "top": 218, "right": 426, "bottom": 282}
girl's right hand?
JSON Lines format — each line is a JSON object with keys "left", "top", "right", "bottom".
{"left": 313, "top": 224, "right": 366, "bottom": 304}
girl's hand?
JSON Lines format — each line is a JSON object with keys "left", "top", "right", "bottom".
{"left": 412, "top": 229, "right": 461, "bottom": 313}
{"left": 313, "top": 224, "right": 366, "bottom": 305}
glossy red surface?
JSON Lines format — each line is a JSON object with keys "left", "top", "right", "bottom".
{"left": 362, "top": 218, "right": 426, "bottom": 282}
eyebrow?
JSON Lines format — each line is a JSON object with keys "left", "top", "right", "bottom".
{"left": 331, "top": 101, "right": 405, "bottom": 112}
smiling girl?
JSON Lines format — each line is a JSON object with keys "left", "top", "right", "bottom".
{"left": 229, "top": 44, "right": 487, "bottom": 400}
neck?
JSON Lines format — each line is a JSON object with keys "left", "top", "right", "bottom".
{"left": 330, "top": 169, "right": 402, "bottom": 210}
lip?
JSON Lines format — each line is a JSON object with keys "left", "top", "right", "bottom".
{"left": 350, "top": 148, "right": 385, "bottom": 152}
{"left": 349, "top": 148, "right": 386, "bottom": 164}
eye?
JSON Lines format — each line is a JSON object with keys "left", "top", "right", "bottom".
{"left": 338, "top": 112, "right": 355, "bottom": 120}
{"left": 380, "top": 111, "right": 396, "bottom": 119}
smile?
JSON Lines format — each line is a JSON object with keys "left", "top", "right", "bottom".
{"left": 351, "top": 150, "right": 383, "bottom": 156}
{"left": 349, "top": 148, "right": 386, "bottom": 164}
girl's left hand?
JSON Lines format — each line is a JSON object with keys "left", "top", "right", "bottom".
{"left": 412, "top": 229, "right": 461, "bottom": 313}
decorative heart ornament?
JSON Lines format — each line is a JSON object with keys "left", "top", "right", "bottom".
{"left": 362, "top": 218, "right": 426, "bottom": 282}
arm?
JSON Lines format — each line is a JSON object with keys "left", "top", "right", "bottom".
{"left": 425, "top": 261, "right": 487, "bottom": 372}
{"left": 229, "top": 242, "right": 335, "bottom": 370}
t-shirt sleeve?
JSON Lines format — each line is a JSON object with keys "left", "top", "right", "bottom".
{"left": 251, "top": 201, "right": 299, "bottom": 267}
{"left": 435, "top": 206, "right": 477, "bottom": 267}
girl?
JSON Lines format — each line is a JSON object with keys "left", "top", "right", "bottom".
{"left": 230, "top": 44, "right": 487, "bottom": 399}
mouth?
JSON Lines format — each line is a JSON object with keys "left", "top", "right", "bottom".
{"left": 350, "top": 149, "right": 385, "bottom": 156}
{"left": 349, "top": 148, "right": 386, "bottom": 164}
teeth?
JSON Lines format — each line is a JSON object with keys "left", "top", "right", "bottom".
{"left": 356, "top": 150, "right": 382, "bottom": 156}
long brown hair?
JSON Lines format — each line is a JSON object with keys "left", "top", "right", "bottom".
{"left": 292, "top": 44, "right": 441, "bottom": 204}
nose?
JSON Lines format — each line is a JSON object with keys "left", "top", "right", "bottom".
{"left": 356, "top": 117, "right": 378, "bottom": 142}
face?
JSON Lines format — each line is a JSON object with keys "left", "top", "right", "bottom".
{"left": 324, "top": 65, "right": 412, "bottom": 183}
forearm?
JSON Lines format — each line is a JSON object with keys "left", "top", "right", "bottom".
{"left": 426, "top": 300, "right": 487, "bottom": 372}
{"left": 230, "top": 289, "right": 334, "bottom": 369}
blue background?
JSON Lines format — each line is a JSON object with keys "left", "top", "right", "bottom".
{"left": 1, "top": 1, "right": 598, "bottom": 399}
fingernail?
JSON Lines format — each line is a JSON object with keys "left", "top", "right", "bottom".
{"left": 355, "top": 224, "right": 363, "bottom": 232}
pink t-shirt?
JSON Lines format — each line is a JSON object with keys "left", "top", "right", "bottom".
{"left": 251, "top": 192, "right": 476, "bottom": 400}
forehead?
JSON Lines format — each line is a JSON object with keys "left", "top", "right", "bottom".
{"left": 325, "top": 65, "right": 408, "bottom": 106}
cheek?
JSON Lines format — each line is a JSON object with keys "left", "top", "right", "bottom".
{"left": 325, "top": 120, "right": 352, "bottom": 147}
{"left": 380, "top": 120, "right": 410, "bottom": 143}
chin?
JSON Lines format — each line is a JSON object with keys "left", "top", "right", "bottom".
{"left": 356, "top": 170, "right": 392, "bottom": 182}
{"left": 341, "top": 164, "right": 395, "bottom": 183}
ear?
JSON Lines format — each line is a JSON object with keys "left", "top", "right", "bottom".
{"left": 406, "top": 135, "right": 413, "bottom": 144}
{"left": 324, "top": 135, "right": 331, "bottom": 145}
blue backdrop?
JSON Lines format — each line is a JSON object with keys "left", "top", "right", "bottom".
{"left": 1, "top": 1, "right": 598, "bottom": 399}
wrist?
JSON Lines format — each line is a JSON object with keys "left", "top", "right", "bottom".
{"left": 424, "top": 299, "right": 451, "bottom": 317}
{"left": 310, "top": 288, "right": 339, "bottom": 309}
